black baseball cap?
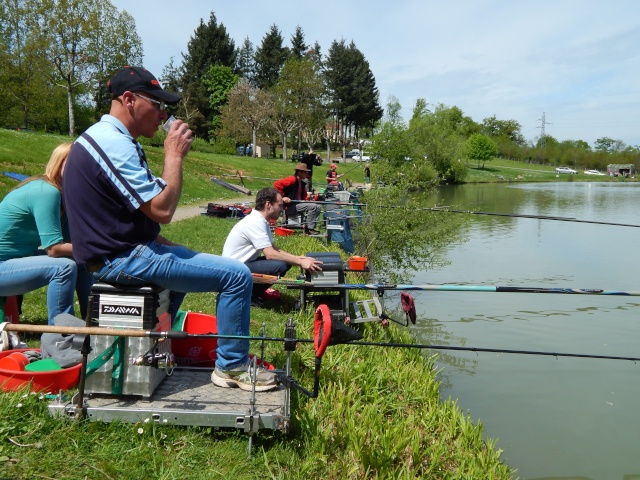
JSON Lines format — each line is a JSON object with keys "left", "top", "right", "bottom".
{"left": 107, "top": 66, "right": 181, "bottom": 104}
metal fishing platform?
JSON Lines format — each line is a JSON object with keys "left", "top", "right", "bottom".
{"left": 48, "top": 367, "right": 289, "bottom": 433}
{"left": 45, "top": 282, "right": 291, "bottom": 452}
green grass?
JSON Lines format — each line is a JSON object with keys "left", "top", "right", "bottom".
{"left": 0, "top": 129, "right": 515, "bottom": 478}
{"left": 464, "top": 157, "right": 629, "bottom": 183}
{"left": 0, "top": 129, "right": 367, "bottom": 200}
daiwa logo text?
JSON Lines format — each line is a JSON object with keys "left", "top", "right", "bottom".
{"left": 101, "top": 304, "right": 142, "bottom": 316}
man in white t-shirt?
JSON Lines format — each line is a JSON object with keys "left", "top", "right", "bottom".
{"left": 222, "top": 188, "right": 323, "bottom": 305}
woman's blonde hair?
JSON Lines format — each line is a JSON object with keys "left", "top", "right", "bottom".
{"left": 44, "top": 142, "right": 72, "bottom": 190}
{"left": 12, "top": 142, "right": 72, "bottom": 192}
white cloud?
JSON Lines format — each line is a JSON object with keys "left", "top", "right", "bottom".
{"left": 110, "top": 0, "right": 640, "bottom": 147}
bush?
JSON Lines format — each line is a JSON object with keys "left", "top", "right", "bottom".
{"left": 207, "top": 136, "right": 236, "bottom": 155}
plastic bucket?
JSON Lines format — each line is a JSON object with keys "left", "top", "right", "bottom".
{"left": 171, "top": 312, "right": 218, "bottom": 367}
{"left": 0, "top": 349, "right": 81, "bottom": 392}
{"left": 171, "top": 312, "right": 276, "bottom": 370}
{"left": 275, "top": 227, "right": 294, "bottom": 237}
{"left": 348, "top": 256, "right": 367, "bottom": 271}
{"left": 0, "top": 296, "right": 19, "bottom": 323}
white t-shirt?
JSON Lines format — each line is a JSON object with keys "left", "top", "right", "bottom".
{"left": 222, "top": 209, "right": 273, "bottom": 263}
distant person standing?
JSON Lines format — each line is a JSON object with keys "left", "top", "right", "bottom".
{"left": 301, "top": 149, "right": 322, "bottom": 190}
{"left": 364, "top": 163, "right": 371, "bottom": 184}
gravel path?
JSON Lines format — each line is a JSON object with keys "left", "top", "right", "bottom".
{"left": 171, "top": 197, "right": 251, "bottom": 222}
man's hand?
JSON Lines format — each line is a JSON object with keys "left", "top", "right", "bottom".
{"left": 299, "top": 256, "right": 323, "bottom": 272}
{"left": 142, "top": 119, "right": 192, "bottom": 224}
{"left": 164, "top": 119, "right": 193, "bottom": 160}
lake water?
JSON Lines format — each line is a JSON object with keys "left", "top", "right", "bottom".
{"left": 409, "top": 182, "right": 640, "bottom": 480}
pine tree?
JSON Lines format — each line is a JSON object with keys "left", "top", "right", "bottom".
{"left": 253, "top": 24, "right": 289, "bottom": 90}
{"left": 290, "top": 26, "right": 307, "bottom": 61}
{"left": 325, "top": 40, "right": 382, "bottom": 143}
{"left": 236, "top": 37, "right": 255, "bottom": 83}
{"left": 180, "top": 11, "right": 236, "bottom": 139}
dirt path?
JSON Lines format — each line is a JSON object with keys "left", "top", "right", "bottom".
{"left": 171, "top": 197, "right": 251, "bottom": 222}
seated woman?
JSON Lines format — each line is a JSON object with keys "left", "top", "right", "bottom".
{"left": 0, "top": 143, "right": 92, "bottom": 324}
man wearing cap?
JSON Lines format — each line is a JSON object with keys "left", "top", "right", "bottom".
{"left": 273, "top": 163, "right": 322, "bottom": 235}
{"left": 62, "top": 66, "right": 277, "bottom": 392}
{"left": 326, "top": 163, "right": 344, "bottom": 190}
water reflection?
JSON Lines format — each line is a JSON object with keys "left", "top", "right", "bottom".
{"left": 409, "top": 182, "right": 640, "bottom": 479}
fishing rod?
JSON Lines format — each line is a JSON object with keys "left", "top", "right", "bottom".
{"left": 293, "top": 200, "right": 640, "bottom": 228}
{"left": 6, "top": 322, "right": 637, "bottom": 363}
{"left": 252, "top": 274, "right": 640, "bottom": 296}
{"left": 222, "top": 173, "right": 280, "bottom": 182}
{"left": 339, "top": 163, "right": 365, "bottom": 176}
{"left": 290, "top": 199, "right": 367, "bottom": 207}
{"left": 1, "top": 322, "right": 188, "bottom": 339}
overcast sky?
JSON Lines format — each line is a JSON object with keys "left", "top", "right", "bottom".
{"left": 110, "top": 0, "right": 640, "bottom": 148}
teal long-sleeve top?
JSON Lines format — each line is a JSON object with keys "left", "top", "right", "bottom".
{"left": 0, "top": 179, "right": 67, "bottom": 261}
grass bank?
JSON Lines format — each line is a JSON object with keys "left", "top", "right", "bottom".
{"left": 0, "top": 129, "right": 517, "bottom": 478}
{"left": 464, "top": 157, "right": 632, "bottom": 183}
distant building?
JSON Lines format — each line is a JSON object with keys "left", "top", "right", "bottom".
{"left": 607, "top": 164, "right": 636, "bottom": 176}
{"left": 254, "top": 142, "right": 270, "bottom": 158}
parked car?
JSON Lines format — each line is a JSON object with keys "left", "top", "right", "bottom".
{"left": 345, "top": 149, "right": 360, "bottom": 159}
{"left": 352, "top": 154, "right": 371, "bottom": 162}
{"left": 584, "top": 169, "right": 605, "bottom": 175}
{"left": 555, "top": 167, "right": 577, "bottom": 174}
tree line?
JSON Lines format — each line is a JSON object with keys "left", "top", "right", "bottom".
{"left": 2, "top": 2, "right": 636, "bottom": 184}
{"left": 1, "top": 0, "right": 143, "bottom": 135}
{"left": 370, "top": 96, "right": 640, "bottom": 186}
{"left": 159, "top": 13, "right": 383, "bottom": 160}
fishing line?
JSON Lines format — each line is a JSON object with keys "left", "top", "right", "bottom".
{"left": 157, "top": 331, "right": 640, "bottom": 363}
{"left": 5, "top": 323, "right": 637, "bottom": 362}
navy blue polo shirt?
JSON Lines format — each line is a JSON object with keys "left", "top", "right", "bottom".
{"left": 62, "top": 115, "right": 166, "bottom": 265}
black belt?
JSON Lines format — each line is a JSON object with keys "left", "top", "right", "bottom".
{"left": 87, "top": 260, "right": 104, "bottom": 273}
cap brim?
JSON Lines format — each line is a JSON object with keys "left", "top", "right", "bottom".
{"left": 144, "top": 89, "right": 182, "bottom": 105}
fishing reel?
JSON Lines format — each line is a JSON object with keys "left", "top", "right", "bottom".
{"left": 131, "top": 338, "right": 176, "bottom": 375}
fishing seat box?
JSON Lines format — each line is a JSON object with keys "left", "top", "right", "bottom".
{"left": 304, "top": 252, "right": 344, "bottom": 285}
{"left": 84, "top": 282, "right": 172, "bottom": 398}
{"left": 298, "top": 252, "right": 349, "bottom": 313}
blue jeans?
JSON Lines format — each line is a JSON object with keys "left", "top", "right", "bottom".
{"left": 0, "top": 254, "right": 90, "bottom": 325}
{"left": 245, "top": 257, "right": 291, "bottom": 296}
{"left": 92, "top": 241, "right": 252, "bottom": 371}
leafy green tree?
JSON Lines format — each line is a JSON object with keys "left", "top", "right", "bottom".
{"left": 594, "top": 136, "right": 616, "bottom": 153}
{"left": 0, "top": 0, "right": 56, "bottom": 130}
{"left": 272, "top": 58, "right": 326, "bottom": 154}
{"left": 289, "top": 26, "right": 307, "bottom": 61}
{"left": 90, "top": 6, "right": 144, "bottom": 119}
{"left": 220, "top": 79, "right": 272, "bottom": 156}
{"left": 466, "top": 133, "right": 498, "bottom": 168}
{"left": 535, "top": 135, "right": 558, "bottom": 149}
{"left": 371, "top": 96, "right": 412, "bottom": 165}
{"left": 356, "top": 185, "right": 465, "bottom": 281}
{"left": 253, "top": 24, "right": 288, "bottom": 90}
{"left": 408, "top": 103, "right": 467, "bottom": 182}
{"left": 1, "top": 0, "right": 142, "bottom": 134}
{"left": 412, "top": 98, "right": 431, "bottom": 119}
{"left": 482, "top": 115, "right": 524, "bottom": 145}
{"left": 202, "top": 65, "right": 239, "bottom": 136}
{"left": 180, "top": 11, "right": 236, "bottom": 138}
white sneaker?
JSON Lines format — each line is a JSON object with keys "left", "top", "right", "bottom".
{"left": 211, "top": 360, "right": 278, "bottom": 392}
